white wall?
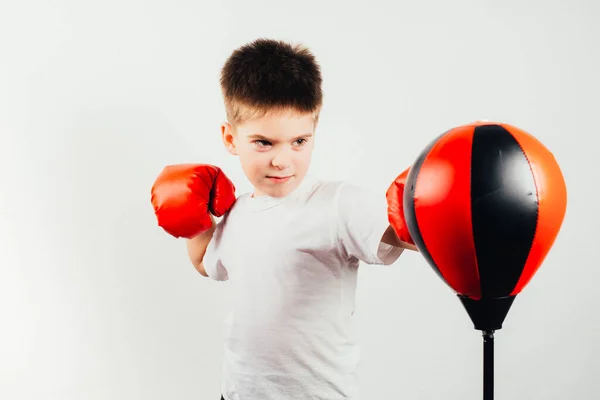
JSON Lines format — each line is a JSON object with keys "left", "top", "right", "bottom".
{"left": 1, "top": 0, "right": 598, "bottom": 399}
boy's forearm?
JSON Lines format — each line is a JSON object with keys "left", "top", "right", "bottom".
{"left": 382, "top": 225, "right": 419, "bottom": 251}
{"left": 186, "top": 215, "right": 216, "bottom": 276}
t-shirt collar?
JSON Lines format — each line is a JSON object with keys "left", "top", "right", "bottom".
{"left": 247, "top": 174, "right": 317, "bottom": 211}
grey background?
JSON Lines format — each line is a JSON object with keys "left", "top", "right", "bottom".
{"left": 1, "top": 0, "right": 598, "bottom": 399}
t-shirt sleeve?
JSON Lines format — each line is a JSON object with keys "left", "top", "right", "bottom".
{"left": 336, "top": 182, "right": 404, "bottom": 265}
{"left": 202, "top": 218, "right": 229, "bottom": 281}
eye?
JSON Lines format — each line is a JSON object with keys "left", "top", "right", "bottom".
{"left": 254, "top": 140, "right": 272, "bottom": 147}
{"left": 294, "top": 138, "right": 308, "bottom": 146}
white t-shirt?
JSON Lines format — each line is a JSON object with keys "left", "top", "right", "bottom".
{"left": 203, "top": 175, "right": 404, "bottom": 400}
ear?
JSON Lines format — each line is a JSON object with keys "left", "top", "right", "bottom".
{"left": 221, "top": 122, "right": 238, "bottom": 156}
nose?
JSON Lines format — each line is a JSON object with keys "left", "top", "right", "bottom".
{"left": 271, "top": 147, "right": 292, "bottom": 169}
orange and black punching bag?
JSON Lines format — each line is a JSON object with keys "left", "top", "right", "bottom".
{"left": 404, "top": 121, "right": 567, "bottom": 399}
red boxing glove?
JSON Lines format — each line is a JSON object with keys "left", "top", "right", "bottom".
{"left": 386, "top": 166, "right": 415, "bottom": 246}
{"left": 151, "top": 164, "right": 236, "bottom": 239}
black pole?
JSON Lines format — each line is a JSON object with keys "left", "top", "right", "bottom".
{"left": 483, "top": 330, "right": 494, "bottom": 400}
{"left": 458, "top": 296, "right": 515, "bottom": 400}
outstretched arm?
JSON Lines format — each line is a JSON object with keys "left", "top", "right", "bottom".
{"left": 381, "top": 225, "right": 419, "bottom": 251}
{"left": 386, "top": 166, "right": 419, "bottom": 252}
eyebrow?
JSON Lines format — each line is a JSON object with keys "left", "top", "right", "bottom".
{"left": 247, "top": 133, "right": 313, "bottom": 141}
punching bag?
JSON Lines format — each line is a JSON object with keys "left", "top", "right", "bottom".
{"left": 404, "top": 120, "right": 567, "bottom": 399}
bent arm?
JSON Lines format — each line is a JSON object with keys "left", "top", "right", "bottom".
{"left": 186, "top": 214, "right": 217, "bottom": 276}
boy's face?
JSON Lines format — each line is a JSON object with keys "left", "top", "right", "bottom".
{"left": 221, "top": 110, "right": 316, "bottom": 198}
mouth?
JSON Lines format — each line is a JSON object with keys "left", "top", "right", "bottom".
{"left": 266, "top": 175, "right": 293, "bottom": 183}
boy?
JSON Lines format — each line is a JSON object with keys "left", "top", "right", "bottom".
{"left": 151, "top": 38, "right": 417, "bottom": 400}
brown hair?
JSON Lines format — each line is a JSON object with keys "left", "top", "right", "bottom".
{"left": 220, "top": 38, "right": 323, "bottom": 127}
